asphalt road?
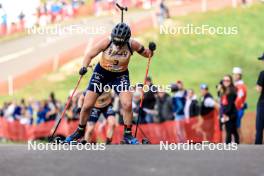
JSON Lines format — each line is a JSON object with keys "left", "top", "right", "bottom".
{"left": 0, "top": 144, "right": 263, "bottom": 176}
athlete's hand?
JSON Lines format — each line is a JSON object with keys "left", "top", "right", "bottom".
{"left": 145, "top": 49, "right": 154, "bottom": 58}
{"left": 146, "top": 42, "right": 156, "bottom": 58}
{"left": 79, "top": 67, "right": 87, "bottom": 76}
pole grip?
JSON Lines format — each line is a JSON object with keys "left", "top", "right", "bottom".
{"left": 116, "top": 3, "right": 128, "bottom": 11}
{"left": 149, "top": 42, "right": 156, "bottom": 51}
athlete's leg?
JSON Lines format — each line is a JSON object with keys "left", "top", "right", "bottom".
{"left": 119, "top": 91, "right": 133, "bottom": 127}
{"left": 106, "top": 115, "right": 116, "bottom": 143}
{"left": 84, "top": 122, "right": 96, "bottom": 143}
{"left": 119, "top": 91, "right": 139, "bottom": 144}
{"left": 64, "top": 91, "right": 99, "bottom": 143}
{"left": 84, "top": 107, "right": 101, "bottom": 142}
{"left": 79, "top": 63, "right": 107, "bottom": 126}
{"left": 101, "top": 104, "right": 116, "bottom": 144}
{"left": 111, "top": 71, "right": 138, "bottom": 144}
{"left": 79, "top": 91, "right": 99, "bottom": 125}
{"left": 65, "top": 64, "right": 107, "bottom": 143}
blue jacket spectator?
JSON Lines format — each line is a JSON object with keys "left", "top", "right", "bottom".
{"left": 171, "top": 81, "right": 187, "bottom": 120}
{"left": 37, "top": 101, "right": 50, "bottom": 124}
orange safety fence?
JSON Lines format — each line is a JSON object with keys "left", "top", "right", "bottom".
{"left": 0, "top": 110, "right": 224, "bottom": 143}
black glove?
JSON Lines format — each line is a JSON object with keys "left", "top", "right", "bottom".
{"left": 79, "top": 67, "right": 87, "bottom": 76}
{"left": 149, "top": 42, "right": 156, "bottom": 51}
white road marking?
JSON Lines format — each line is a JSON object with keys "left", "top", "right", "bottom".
{"left": 0, "top": 47, "right": 34, "bottom": 64}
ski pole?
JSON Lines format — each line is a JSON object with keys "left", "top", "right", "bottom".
{"left": 48, "top": 75, "right": 83, "bottom": 142}
{"left": 134, "top": 42, "right": 157, "bottom": 138}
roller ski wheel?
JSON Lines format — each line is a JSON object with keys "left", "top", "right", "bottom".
{"left": 121, "top": 134, "right": 139, "bottom": 144}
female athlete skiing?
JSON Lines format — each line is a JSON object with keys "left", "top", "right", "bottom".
{"left": 65, "top": 23, "right": 154, "bottom": 144}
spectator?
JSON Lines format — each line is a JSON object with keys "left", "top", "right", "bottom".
{"left": 64, "top": 92, "right": 81, "bottom": 121}
{"left": 37, "top": 100, "right": 49, "bottom": 124}
{"left": 12, "top": 101, "right": 22, "bottom": 121}
{"left": 18, "top": 11, "right": 25, "bottom": 31}
{"left": 142, "top": 77, "right": 157, "bottom": 123}
{"left": 0, "top": 4, "right": 7, "bottom": 35}
{"left": 5, "top": 99, "right": 27, "bottom": 121}
{"left": 65, "top": 99, "right": 75, "bottom": 121}
{"left": 242, "top": 0, "right": 247, "bottom": 5}
{"left": 155, "top": 90, "right": 174, "bottom": 122}
{"left": 255, "top": 53, "right": 264, "bottom": 144}
{"left": 46, "top": 92, "right": 59, "bottom": 121}
{"left": 19, "top": 106, "right": 33, "bottom": 125}
{"left": 50, "top": 1, "right": 62, "bottom": 23}
{"left": 216, "top": 79, "right": 225, "bottom": 142}
{"left": 232, "top": 67, "right": 247, "bottom": 140}
{"left": 220, "top": 75, "right": 239, "bottom": 144}
{"left": 172, "top": 80, "right": 187, "bottom": 121}
{"left": 72, "top": 93, "right": 81, "bottom": 120}
{"left": 171, "top": 82, "right": 187, "bottom": 142}
{"left": 0, "top": 107, "right": 3, "bottom": 117}
{"left": 156, "top": 0, "right": 170, "bottom": 25}
{"left": 184, "top": 89, "right": 199, "bottom": 120}
{"left": 200, "top": 84, "right": 215, "bottom": 117}
{"left": 4, "top": 101, "right": 17, "bottom": 121}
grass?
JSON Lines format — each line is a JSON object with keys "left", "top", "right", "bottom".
{"left": 1, "top": 4, "right": 264, "bottom": 111}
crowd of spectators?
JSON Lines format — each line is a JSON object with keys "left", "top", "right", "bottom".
{"left": 0, "top": 93, "right": 61, "bottom": 125}
{"left": 0, "top": 67, "right": 248, "bottom": 144}
{"left": 129, "top": 77, "right": 217, "bottom": 124}
{"left": 0, "top": 0, "right": 159, "bottom": 36}
{"left": 0, "top": 0, "right": 88, "bottom": 35}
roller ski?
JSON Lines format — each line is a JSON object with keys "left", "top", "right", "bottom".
{"left": 64, "top": 126, "right": 85, "bottom": 144}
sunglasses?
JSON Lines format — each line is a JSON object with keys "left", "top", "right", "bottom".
{"left": 223, "top": 79, "right": 231, "bottom": 82}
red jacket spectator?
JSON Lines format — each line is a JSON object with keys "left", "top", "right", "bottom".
{"left": 235, "top": 80, "right": 247, "bottom": 110}
{"left": 232, "top": 67, "right": 247, "bottom": 110}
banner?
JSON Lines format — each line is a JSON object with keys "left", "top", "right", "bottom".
{"left": 0, "top": 110, "right": 221, "bottom": 143}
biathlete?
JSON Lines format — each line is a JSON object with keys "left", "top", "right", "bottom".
{"left": 65, "top": 23, "right": 154, "bottom": 144}
{"left": 78, "top": 90, "right": 116, "bottom": 144}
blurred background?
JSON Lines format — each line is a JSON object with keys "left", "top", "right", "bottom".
{"left": 0, "top": 0, "right": 263, "bottom": 144}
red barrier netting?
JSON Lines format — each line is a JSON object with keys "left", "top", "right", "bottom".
{"left": 0, "top": 110, "right": 221, "bottom": 143}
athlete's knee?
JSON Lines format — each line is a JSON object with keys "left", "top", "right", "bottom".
{"left": 108, "top": 117, "right": 116, "bottom": 127}
{"left": 121, "top": 101, "right": 132, "bottom": 112}
{"left": 82, "top": 101, "right": 94, "bottom": 113}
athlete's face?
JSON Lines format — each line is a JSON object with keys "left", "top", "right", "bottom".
{"left": 113, "top": 42, "right": 125, "bottom": 49}
{"left": 112, "top": 37, "right": 126, "bottom": 48}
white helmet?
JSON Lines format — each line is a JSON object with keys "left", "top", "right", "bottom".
{"left": 232, "top": 67, "right": 243, "bottom": 74}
